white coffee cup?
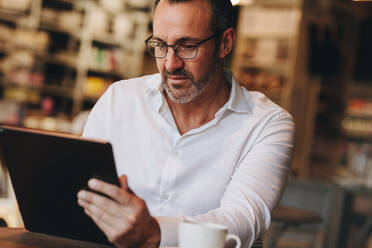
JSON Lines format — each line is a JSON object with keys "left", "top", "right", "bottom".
{"left": 178, "top": 220, "right": 241, "bottom": 248}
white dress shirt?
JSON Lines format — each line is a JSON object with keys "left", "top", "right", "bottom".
{"left": 83, "top": 71, "right": 295, "bottom": 247}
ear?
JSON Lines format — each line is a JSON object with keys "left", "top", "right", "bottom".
{"left": 218, "top": 27, "right": 236, "bottom": 59}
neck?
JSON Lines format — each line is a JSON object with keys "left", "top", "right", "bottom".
{"left": 165, "top": 69, "right": 231, "bottom": 135}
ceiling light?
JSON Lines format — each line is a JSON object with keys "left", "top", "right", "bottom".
{"left": 231, "top": 0, "right": 254, "bottom": 5}
{"left": 231, "top": 0, "right": 241, "bottom": 5}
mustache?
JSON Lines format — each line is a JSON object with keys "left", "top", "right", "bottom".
{"left": 164, "top": 68, "right": 192, "bottom": 79}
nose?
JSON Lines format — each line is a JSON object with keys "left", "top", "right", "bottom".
{"left": 165, "top": 47, "right": 184, "bottom": 72}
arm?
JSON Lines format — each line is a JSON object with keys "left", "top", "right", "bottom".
{"left": 190, "top": 112, "right": 294, "bottom": 246}
{"left": 157, "top": 111, "right": 295, "bottom": 247}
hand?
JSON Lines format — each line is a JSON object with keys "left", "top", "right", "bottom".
{"left": 77, "top": 175, "right": 161, "bottom": 248}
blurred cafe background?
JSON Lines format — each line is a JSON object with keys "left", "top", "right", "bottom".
{"left": 0, "top": 0, "right": 372, "bottom": 247}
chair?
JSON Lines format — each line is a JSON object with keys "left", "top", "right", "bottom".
{"left": 264, "top": 179, "right": 340, "bottom": 248}
{"left": 266, "top": 205, "right": 322, "bottom": 248}
{"left": 348, "top": 194, "right": 372, "bottom": 246}
{"left": 252, "top": 238, "right": 263, "bottom": 248}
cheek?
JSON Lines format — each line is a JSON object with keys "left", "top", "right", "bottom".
{"left": 156, "top": 60, "right": 164, "bottom": 74}
{"left": 187, "top": 57, "right": 211, "bottom": 76}
{"left": 186, "top": 62, "right": 201, "bottom": 76}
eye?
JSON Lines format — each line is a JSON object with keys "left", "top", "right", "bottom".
{"left": 181, "top": 43, "right": 197, "bottom": 49}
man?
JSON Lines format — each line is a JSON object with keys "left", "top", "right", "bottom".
{"left": 77, "top": 0, "right": 295, "bottom": 247}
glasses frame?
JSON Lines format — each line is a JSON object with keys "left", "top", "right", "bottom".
{"left": 145, "top": 31, "right": 221, "bottom": 60}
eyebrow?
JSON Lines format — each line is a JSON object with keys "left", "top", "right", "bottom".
{"left": 152, "top": 36, "right": 202, "bottom": 44}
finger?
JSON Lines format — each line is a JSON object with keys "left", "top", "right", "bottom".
{"left": 82, "top": 200, "right": 134, "bottom": 245}
{"left": 78, "top": 196, "right": 126, "bottom": 229}
{"left": 77, "top": 190, "right": 125, "bottom": 217}
{"left": 88, "top": 179, "right": 132, "bottom": 205}
{"left": 83, "top": 206, "right": 119, "bottom": 242}
{"left": 79, "top": 197, "right": 116, "bottom": 225}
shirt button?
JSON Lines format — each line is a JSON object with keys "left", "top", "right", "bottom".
{"left": 162, "top": 193, "right": 170, "bottom": 201}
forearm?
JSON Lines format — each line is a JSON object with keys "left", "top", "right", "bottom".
{"left": 186, "top": 201, "right": 270, "bottom": 248}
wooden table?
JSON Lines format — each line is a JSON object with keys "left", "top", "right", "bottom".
{"left": 0, "top": 228, "right": 112, "bottom": 248}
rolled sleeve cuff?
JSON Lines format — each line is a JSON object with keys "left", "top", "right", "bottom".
{"left": 155, "top": 216, "right": 183, "bottom": 247}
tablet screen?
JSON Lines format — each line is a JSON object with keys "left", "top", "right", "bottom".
{"left": 0, "top": 125, "right": 119, "bottom": 246}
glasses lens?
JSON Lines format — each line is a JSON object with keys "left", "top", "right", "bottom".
{"left": 147, "top": 41, "right": 167, "bottom": 58}
{"left": 177, "top": 44, "right": 197, "bottom": 59}
{"left": 146, "top": 40, "right": 199, "bottom": 59}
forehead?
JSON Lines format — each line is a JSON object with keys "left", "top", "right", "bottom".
{"left": 153, "top": 0, "right": 212, "bottom": 41}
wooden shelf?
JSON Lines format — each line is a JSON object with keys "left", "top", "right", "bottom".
{"left": 0, "top": 0, "right": 151, "bottom": 117}
{"left": 83, "top": 95, "right": 100, "bottom": 102}
{"left": 0, "top": 42, "right": 48, "bottom": 56}
{"left": 87, "top": 68, "right": 123, "bottom": 78}
{"left": 345, "top": 113, "right": 372, "bottom": 120}
{"left": 92, "top": 33, "right": 123, "bottom": 47}
{"left": 344, "top": 133, "right": 372, "bottom": 142}
{"left": 39, "top": 22, "right": 81, "bottom": 38}
{"left": 349, "top": 83, "right": 372, "bottom": 100}
{"left": 241, "top": 32, "right": 297, "bottom": 39}
{"left": 237, "top": 60, "right": 291, "bottom": 74}
{"left": 342, "top": 116, "right": 372, "bottom": 142}
{"left": 45, "top": 54, "right": 78, "bottom": 68}
{"left": 0, "top": 80, "right": 74, "bottom": 99}
{"left": 0, "top": 10, "right": 27, "bottom": 23}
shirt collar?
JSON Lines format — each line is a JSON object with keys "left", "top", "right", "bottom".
{"left": 145, "top": 73, "right": 164, "bottom": 114}
{"left": 145, "top": 70, "right": 252, "bottom": 115}
{"left": 145, "top": 73, "right": 163, "bottom": 95}
{"left": 225, "top": 70, "right": 252, "bottom": 114}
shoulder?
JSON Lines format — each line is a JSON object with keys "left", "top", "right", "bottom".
{"left": 236, "top": 89, "right": 295, "bottom": 153}
{"left": 106, "top": 73, "right": 161, "bottom": 98}
{"left": 245, "top": 89, "right": 292, "bottom": 122}
{"left": 88, "top": 73, "right": 161, "bottom": 117}
{"left": 229, "top": 71, "right": 292, "bottom": 124}
{"left": 251, "top": 90, "right": 291, "bottom": 117}
{"left": 83, "top": 73, "right": 161, "bottom": 138}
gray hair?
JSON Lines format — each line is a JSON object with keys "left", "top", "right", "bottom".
{"left": 153, "top": 0, "right": 234, "bottom": 32}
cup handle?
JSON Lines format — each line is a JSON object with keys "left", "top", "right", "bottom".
{"left": 226, "top": 234, "right": 241, "bottom": 248}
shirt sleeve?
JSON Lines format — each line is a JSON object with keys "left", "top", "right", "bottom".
{"left": 156, "top": 111, "right": 295, "bottom": 248}
{"left": 82, "top": 86, "right": 113, "bottom": 140}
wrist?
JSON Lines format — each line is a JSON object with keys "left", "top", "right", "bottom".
{"left": 140, "top": 217, "right": 161, "bottom": 248}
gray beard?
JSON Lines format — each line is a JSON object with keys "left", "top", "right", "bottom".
{"left": 163, "top": 55, "right": 220, "bottom": 104}
{"left": 164, "top": 74, "right": 210, "bottom": 104}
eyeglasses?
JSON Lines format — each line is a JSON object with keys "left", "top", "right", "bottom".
{"left": 145, "top": 32, "right": 219, "bottom": 60}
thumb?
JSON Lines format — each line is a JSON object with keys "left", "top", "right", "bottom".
{"left": 119, "top": 174, "right": 134, "bottom": 194}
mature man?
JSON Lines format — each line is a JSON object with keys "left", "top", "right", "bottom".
{"left": 77, "top": 0, "right": 295, "bottom": 247}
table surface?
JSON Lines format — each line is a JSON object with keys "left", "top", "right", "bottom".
{"left": 0, "top": 228, "right": 112, "bottom": 248}
{"left": 0, "top": 228, "right": 178, "bottom": 248}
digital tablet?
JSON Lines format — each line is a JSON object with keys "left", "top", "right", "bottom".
{"left": 0, "top": 125, "right": 119, "bottom": 246}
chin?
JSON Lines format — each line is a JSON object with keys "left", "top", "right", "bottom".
{"left": 170, "top": 97, "right": 194, "bottom": 104}
{"left": 168, "top": 89, "right": 201, "bottom": 104}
